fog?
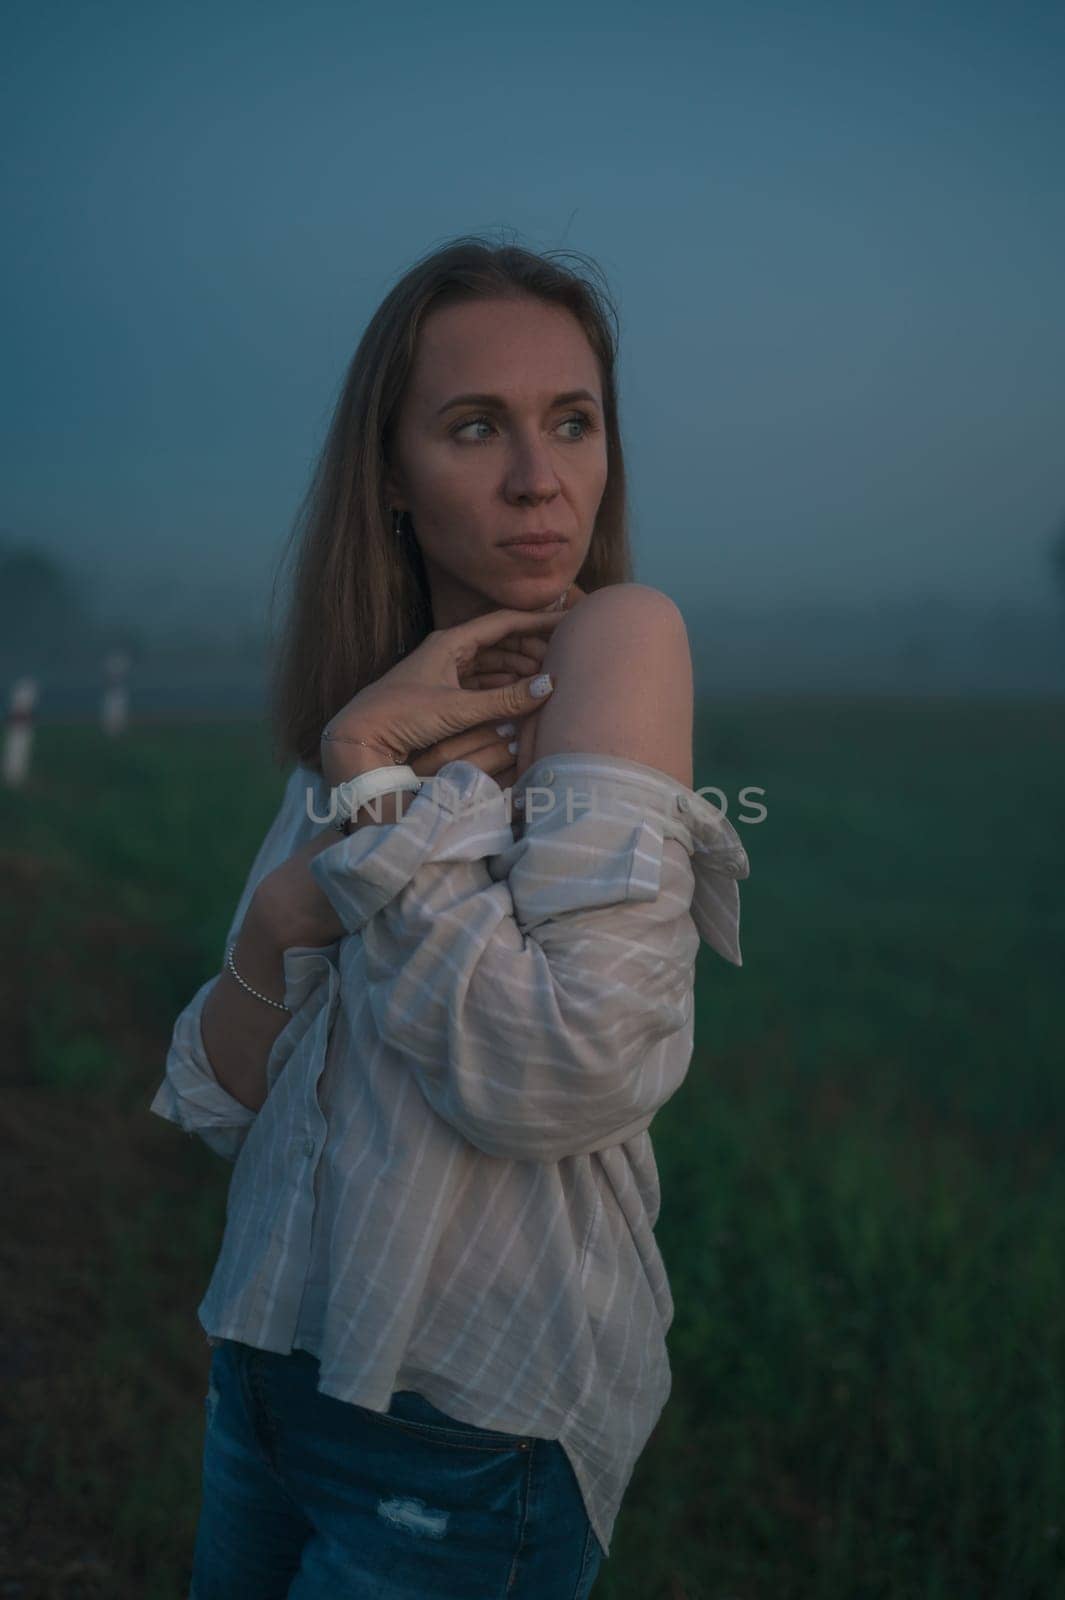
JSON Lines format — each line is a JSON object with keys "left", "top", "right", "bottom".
{"left": 3, "top": 1, "right": 1064, "bottom": 710}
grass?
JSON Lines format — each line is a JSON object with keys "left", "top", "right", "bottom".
{"left": 1, "top": 700, "right": 1062, "bottom": 1598}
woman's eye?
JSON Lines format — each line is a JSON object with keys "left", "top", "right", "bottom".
{"left": 453, "top": 416, "right": 496, "bottom": 443}
{"left": 452, "top": 411, "right": 598, "bottom": 444}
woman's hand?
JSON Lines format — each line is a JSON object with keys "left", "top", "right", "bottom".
{"left": 250, "top": 590, "right": 587, "bottom": 957}
{"left": 320, "top": 604, "right": 570, "bottom": 789}
{"left": 420, "top": 583, "right": 587, "bottom": 791}
{"left": 457, "top": 583, "right": 586, "bottom": 691}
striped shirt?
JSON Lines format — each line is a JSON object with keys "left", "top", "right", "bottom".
{"left": 149, "top": 749, "right": 750, "bottom": 1557}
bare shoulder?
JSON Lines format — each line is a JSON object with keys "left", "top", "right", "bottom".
{"left": 550, "top": 581, "right": 692, "bottom": 672}
{"left": 529, "top": 583, "right": 694, "bottom": 786}
{"left": 567, "top": 580, "right": 687, "bottom": 626}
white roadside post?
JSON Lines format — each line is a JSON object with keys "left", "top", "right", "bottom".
{"left": 101, "top": 650, "right": 131, "bottom": 737}
{"left": 3, "top": 676, "right": 39, "bottom": 787}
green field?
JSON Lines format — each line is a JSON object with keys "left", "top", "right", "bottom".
{"left": 2, "top": 702, "right": 1062, "bottom": 1599}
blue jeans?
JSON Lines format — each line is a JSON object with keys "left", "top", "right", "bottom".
{"left": 190, "top": 1338, "right": 605, "bottom": 1599}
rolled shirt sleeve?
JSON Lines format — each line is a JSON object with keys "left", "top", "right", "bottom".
{"left": 148, "top": 945, "right": 340, "bottom": 1163}
{"left": 147, "top": 767, "right": 339, "bottom": 1163}
{"left": 148, "top": 975, "right": 258, "bottom": 1163}
{"left": 309, "top": 751, "right": 750, "bottom": 1163}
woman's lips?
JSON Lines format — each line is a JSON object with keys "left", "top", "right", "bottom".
{"left": 499, "top": 538, "right": 567, "bottom": 562}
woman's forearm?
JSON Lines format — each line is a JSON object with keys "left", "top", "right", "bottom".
{"left": 200, "top": 905, "right": 293, "bottom": 1114}
{"left": 199, "top": 789, "right": 418, "bottom": 1115}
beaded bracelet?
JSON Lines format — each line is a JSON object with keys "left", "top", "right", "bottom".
{"left": 225, "top": 942, "right": 292, "bottom": 1013}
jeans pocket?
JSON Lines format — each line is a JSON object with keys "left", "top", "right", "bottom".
{"left": 361, "top": 1388, "right": 534, "bottom": 1453}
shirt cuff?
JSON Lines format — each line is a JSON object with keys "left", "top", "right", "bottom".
{"left": 507, "top": 751, "right": 750, "bottom": 963}
{"left": 148, "top": 945, "right": 341, "bottom": 1160}
{"left": 308, "top": 751, "right": 750, "bottom": 963}
{"left": 148, "top": 976, "right": 258, "bottom": 1160}
{"left": 309, "top": 764, "right": 516, "bottom": 935}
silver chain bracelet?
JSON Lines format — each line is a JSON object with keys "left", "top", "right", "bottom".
{"left": 321, "top": 729, "right": 406, "bottom": 764}
{"left": 225, "top": 942, "right": 292, "bottom": 1013}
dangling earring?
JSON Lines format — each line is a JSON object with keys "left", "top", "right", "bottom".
{"left": 390, "top": 508, "right": 410, "bottom": 657}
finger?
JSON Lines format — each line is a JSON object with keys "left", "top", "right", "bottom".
{"left": 493, "top": 631, "right": 548, "bottom": 663}
{"left": 410, "top": 726, "right": 516, "bottom": 775}
{"left": 409, "top": 733, "right": 489, "bottom": 775}
{"left": 426, "top": 746, "right": 516, "bottom": 784}
{"left": 459, "top": 670, "right": 556, "bottom": 727}
{"left": 473, "top": 646, "right": 544, "bottom": 678}
{"left": 487, "top": 634, "right": 549, "bottom": 678}
{"left": 458, "top": 668, "right": 519, "bottom": 691}
{"left": 462, "top": 670, "right": 525, "bottom": 691}
{"left": 414, "top": 744, "right": 516, "bottom": 783}
{"left": 480, "top": 746, "right": 518, "bottom": 779}
{"left": 444, "top": 607, "right": 566, "bottom": 672}
{"left": 494, "top": 626, "right": 550, "bottom": 651}
{"left": 517, "top": 635, "right": 549, "bottom": 661}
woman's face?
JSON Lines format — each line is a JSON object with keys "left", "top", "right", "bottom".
{"left": 384, "top": 295, "right": 609, "bottom": 627}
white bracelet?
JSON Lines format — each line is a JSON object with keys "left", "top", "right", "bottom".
{"left": 334, "top": 764, "right": 423, "bottom": 833}
{"left": 226, "top": 942, "right": 292, "bottom": 1013}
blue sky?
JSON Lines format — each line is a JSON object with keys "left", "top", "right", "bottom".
{"left": 3, "top": 0, "right": 1063, "bottom": 631}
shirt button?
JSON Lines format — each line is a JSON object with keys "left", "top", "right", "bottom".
{"left": 303, "top": 1137, "right": 315, "bottom": 1157}
{"left": 677, "top": 794, "right": 691, "bottom": 812}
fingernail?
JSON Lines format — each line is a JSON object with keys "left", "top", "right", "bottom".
{"left": 496, "top": 722, "right": 516, "bottom": 736}
{"left": 530, "top": 673, "right": 553, "bottom": 698}
{"left": 508, "top": 740, "right": 518, "bottom": 754}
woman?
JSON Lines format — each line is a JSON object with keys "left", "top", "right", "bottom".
{"left": 150, "top": 235, "right": 750, "bottom": 1599}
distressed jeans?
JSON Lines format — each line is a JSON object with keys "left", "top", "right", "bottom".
{"left": 190, "top": 1338, "right": 605, "bottom": 1599}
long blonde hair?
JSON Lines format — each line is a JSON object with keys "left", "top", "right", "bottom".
{"left": 268, "top": 232, "right": 634, "bottom": 773}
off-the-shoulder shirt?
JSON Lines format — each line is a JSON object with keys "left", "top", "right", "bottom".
{"left": 148, "top": 750, "right": 751, "bottom": 1558}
